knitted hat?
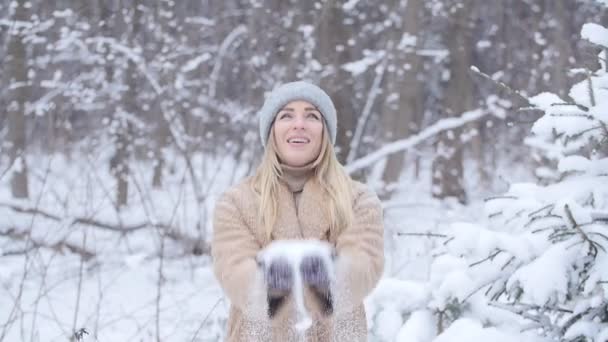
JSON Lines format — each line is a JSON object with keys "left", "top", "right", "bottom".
{"left": 258, "top": 81, "right": 337, "bottom": 147}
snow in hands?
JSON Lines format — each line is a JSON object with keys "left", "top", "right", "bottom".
{"left": 257, "top": 239, "right": 335, "bottom": 332}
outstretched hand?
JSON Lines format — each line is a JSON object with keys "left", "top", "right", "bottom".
{"left": 300, "top": 253, "right": 335, "bottom": 315}
{"left": 300, "top": 254, "right": 332, "bottom": 292}
{"left": 258, "top": 256, "right": 293, "bottom": 298}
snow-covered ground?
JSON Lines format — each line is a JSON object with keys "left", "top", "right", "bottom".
{"left": 0, "top": 152, "right": 243, "bottom": 341}
{"left": 0, "top": 150, "right": 532, "bottom": 341}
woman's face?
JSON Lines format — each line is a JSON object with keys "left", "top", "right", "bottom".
{"left": 272, "top": 100, "right": 324, "bottom": 167}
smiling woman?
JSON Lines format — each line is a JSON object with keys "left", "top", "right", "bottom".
{"left": 211, "top": 81, "right": 384, "bottom": 342}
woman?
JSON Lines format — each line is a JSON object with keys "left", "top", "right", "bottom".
{"left": 212, "top": 81, "right": 384, "bottom": 341}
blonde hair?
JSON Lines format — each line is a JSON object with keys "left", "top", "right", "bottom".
{"left": 252, "top": 125, "right": 354, "bottom": 241}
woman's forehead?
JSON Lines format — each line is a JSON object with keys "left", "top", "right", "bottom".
{"left": 281, "top": 100, "right": 319, "bottom": 111}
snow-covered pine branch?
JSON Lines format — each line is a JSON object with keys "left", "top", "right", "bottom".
{"left": 440, "top": 12, "right": 608, "bottom": 342}
{"left": 365, "top": 8, "right": 608, "bottom": 342}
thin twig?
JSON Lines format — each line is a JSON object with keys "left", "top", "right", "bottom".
{"left": 190, "top": 297, "right": 223, "bottom": 342}
{"left": 70, "top": 232, "right": 87, "bottom": 341}
{"left": 155, "top": 234, "right": 165, "bottom": 342}
{"left": 0, "top": 201, "right": 159, "bottom": 233}
{"left": 0, "top": 228, "right": 95, "bottom": 259}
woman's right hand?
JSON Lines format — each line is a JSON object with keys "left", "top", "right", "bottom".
{"left": 258, "top": 256, "right": 293, "bottom": 298}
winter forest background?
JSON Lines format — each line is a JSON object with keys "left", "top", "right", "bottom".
{"left": 1, "top": 0, "right": 607, "bottom": 341}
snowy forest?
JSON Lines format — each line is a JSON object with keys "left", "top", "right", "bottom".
{"left": 0, "top": 0, "right": 607, "bottom": 341}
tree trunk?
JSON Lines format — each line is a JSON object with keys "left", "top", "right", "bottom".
{"left": 550, "top": 0, "right": 574, "bottom": 98}
{"left": 381, "top": 0, "right": 423, "bottom": 188}
{"left": 316, "top": 0, "right": 356, "bottom": 164}
{"left": 151, "top": 0, "right": 174, "bottom": 188}
{"left": 6, "top": 0, "right": 29, "bottom": 199}
{"left": 431, "top": 0, "right": 473, "bottom": 204}
{"left": 114, "top": 1, "right": 142, "bottom": 207}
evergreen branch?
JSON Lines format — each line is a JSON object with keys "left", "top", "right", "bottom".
{"left": 525, "top": 215, "right": 564, "bottom": 229}
{"left": 593, "top": 240, "right": 606, "bottom": 253}
{"left": 531, "top": 224, "right": 567, "bottom": 234}
{"left": 549, "top": 113, "right": 593, "bottom": 119}
{"left": 491, "top": 301, "right": 574, "bottom": 321}
{"left": 488, "top": 211, "right": 503, "bottom": 219}
{"left": 517, "top": 107, "right": 544, "bottom": 114}
{"left": 488, "top": 302, "right": 544, "bottom": 324}
{"left": 469, "top": 249, "right": 503, "bottom": 267}
{"left": 564, "top": 204, "right": 595, "bottom": 250}
{"left": 568, "top": 125, "right": 603, "bottom": 140}
{"left": 484, "top": 195, "right": 518, "bottom": 202}
{"left": 599, "top": 120, "right": 608, "bottom": 139}
{"left": 487, "top": 281, "right": 507, "bottom": 301}
{"left": 505, "top": 209, "right": 526, "bottom": 226}
{"left": 462, "top": 280, "right": 493, "bottom": 303}
{"left": 396, "top": 232, "right": 449, "bottom": 238}
{"left": 565, "top": 235, "right": 602, "bottom": 256}
{"left": 550, "top": 103, "right": 590, "bottom": 112}
{"left": 501, "top": 256, "right": 516, "bottom": 271}
{"left": 528, "top": 204, "right": 555, "bottom": 218}
{"left": 588, "top": 232, "right": 608, "bottom": 243}
{"left": 549, "top": 231, "right": 576, "bottom": 242}
{"left": 560, "top": 305, "right": 605, "bottom": 337}
{"left": 565, "top": 238, "right": 586, "bottom": 251}
{"left": 469, "top": 67, "right": 531, "bottom": 105}
{"left": 586, "top": 70, "right": 595, "bottom": 107}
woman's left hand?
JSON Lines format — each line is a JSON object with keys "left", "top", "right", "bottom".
{"left": 300, "top": 255, "right": 331, "bottom": 292}
{"left": 300, "top": 254, "right": 334, "bottom": 314}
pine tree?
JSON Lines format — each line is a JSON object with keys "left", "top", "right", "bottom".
{"left": 368, "top": 4, "right": 608, "bottom": 341}
{"left": 459, "top": 8, "right": 608, "bottom": 341}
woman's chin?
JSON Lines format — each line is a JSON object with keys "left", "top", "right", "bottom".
{"left": 283, "top": 157, "right": 314, "bottom": 167}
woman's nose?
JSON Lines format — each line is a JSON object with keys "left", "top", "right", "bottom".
{"left": 291, "top": 116, "right": 306, "bottom": 129}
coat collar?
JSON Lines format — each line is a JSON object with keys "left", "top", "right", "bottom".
{"left": 270, "top": 178, "right": 331, "bottom": 242}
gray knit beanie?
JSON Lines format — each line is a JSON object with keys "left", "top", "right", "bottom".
{"left": 258, "top": 81, "right": 337, "bottom": 147}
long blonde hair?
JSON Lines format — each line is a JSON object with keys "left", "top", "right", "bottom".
{"left": 252, "top": 125, "right": 354, "bottom": 241}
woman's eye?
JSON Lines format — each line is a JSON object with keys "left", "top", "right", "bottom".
{"left": 307, "top": 113, "right": 320, "bottom": 120}
{"left": 279, "top": 113, "right": 292, "bottom": 119}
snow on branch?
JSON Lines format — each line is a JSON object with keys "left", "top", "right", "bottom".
{"left": 581, "top": 23, "right": 608, "bottom": 47}
{"left": 208, "top": 25, "right": 247, "bottom": 97}
{"left": 86, "top": 36, "right": 163, "bottom": 94}
{"left": 346, "top": 57, "right": 387, "bottom": 164}
{"left": 0, "top": 227, "right": 95, "bottom": 260}
{"left": 345, "top": 108, "right": 489, "bottom": 174}
{"left": 0, "top": 201, "right": 210, "bottom": 255}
